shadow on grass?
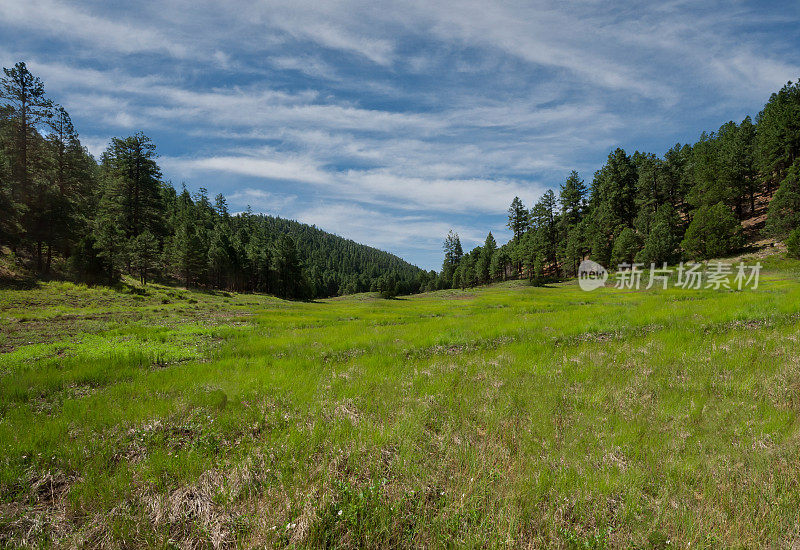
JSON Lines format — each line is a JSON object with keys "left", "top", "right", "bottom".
{"left": 0, "top": 276, "right": 40, "bottom": 290}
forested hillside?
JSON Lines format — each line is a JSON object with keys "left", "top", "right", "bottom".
{"left": 3, "top": 61, "right": 799, "bottom": 298}
{"left": 439, "top": 79, "right": 800, "bottom": 289}
{"left": 0, "top": 62, "right": 426, "bottom": 298}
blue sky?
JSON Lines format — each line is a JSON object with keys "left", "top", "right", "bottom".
{"left": 1, "top": 1, "right": 798, "bottom": 270}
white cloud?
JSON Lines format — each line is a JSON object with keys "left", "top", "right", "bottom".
{"left": 293, "top": 202, "right": 484, "bottom": 255}
{"left": 77, "top": 136, "right": 110, "bottom": 159}
{"left": 163, "top": 155, "right": 331, "bottom": 185}
{"left": 227, "top": 188, "right": 296, "bottom": 212}
{"left": 0, "top": 0, "right": 188, "bottom": 58}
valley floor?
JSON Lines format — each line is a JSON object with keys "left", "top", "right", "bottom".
{"left": 2, "top": 255, "right": 800, "bottom": 548}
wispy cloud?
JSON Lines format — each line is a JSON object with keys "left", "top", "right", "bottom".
{"left": 227, "top": 188, "right": 297, "bottom": 213}
{"left": 0, "top": 0, "right": 188, "bottom": 58}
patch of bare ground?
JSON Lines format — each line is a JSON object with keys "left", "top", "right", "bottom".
{"left": 0, "top": 470, "right": 77, "bottom": 548}
{"left": 405, "top": 335, "right": 515, "bottom": 360}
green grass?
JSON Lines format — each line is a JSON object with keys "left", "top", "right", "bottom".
{"left": 1, "top": 258, "right": 800, "bottom": 548}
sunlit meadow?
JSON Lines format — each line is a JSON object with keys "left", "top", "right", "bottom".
{"left": 1, "top": 254, "right": 799, "bottom": 548}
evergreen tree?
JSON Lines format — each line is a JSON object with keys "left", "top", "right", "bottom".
{"left": 44, "top": 105, "right": 93, "bottom": 271}
{"left": 530, "top": 189, "right": 559, "bottom": 275}
{"left": 786, "top": 228, "right": 800, "bottom": 259}
{"left": 207, "top": 223, "right": 237, "bottom": 288}
{"left": 490, "top": 248, "right": 509, "bottom": 281}
{"left": 757, "top": 79, "right": 800, "bottom": 192}
{"left": 562, "top": 223, "right": 585, "bottom": 277}
{"left": 765, "top": 161, "right": 800, "bottom": 237}
{"left": 634, "top": 152, "right": 666, "bottom": 214}
{"left": 130, "top": 230, "right": 158, "bottom": 285}
{"left": 245, "top": 231, "right": 272, "bottom": 292}
{"left": 559, "top": 171, "right": 587, "bottom": 228}
{"left": 507, "top": 196, "right": 529, "bottom": 241}
{"left": 610, "top": 227, "right": 642, "bottom": 267}
{"left": 100, "top": 133, "right": 164, "bottom": 241}
{"left": 272, "top": 234, "right": 309, "bottom": 299}
{"left": 93, "top": 198, "right": 127, "bottom": 282}
{"left": 0, "top": 142, "right": 22, "bottom": 245}
{"left": 68, "top": 234, "right": 105, "bottom": 283}
{"left": 441, "top": 230, "right": 463, "bottom": 287}
{"left": 681, "top": 202, "right": 742, "bottom": 259}
{"left": 377, "top": 272, "right": 398, "bottom": 298}
{"left": 477, "top": 232, "right": 496, "bottom": 283}
{"left": 0, "top": 62, "right": 53, "bottom": 206}
{"left": 635, "top": 205, "right": 681, "bottom": 266}
{"left": 663, "top": 143, "right": 693, "bottom": 212}
{"left": 587, "top": 148, "right": 638, "bottom": 265}
{"left": 168, "top": 220, "right": 206, "bottom": 287}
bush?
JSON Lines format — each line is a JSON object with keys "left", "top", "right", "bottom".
{"left": 787, "top": 228, "right": 800, "bottom": 259}
{"left": 681, "top": 202, "right": 743, "bottom": 259}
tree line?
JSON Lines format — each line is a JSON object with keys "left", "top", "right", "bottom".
{"left": 439, "top": 78, "right": 800, "bottom": 288}
{"left": 0, "top": 62, "right": 429, "bottom": 299}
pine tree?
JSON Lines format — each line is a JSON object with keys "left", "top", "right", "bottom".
{"left": 377, "top": 272, "right": 398, "bottom": 298}
{"left": 559, "top": 170, "right": 587, "bottom": 227}
{"left": 130, "top": 230, "right": 158, "bottom": 285}
{"left": 94, "top": 195, "right": 127, "bottom": 282}
{"left": 477, "top": 232, "right": 496, "bottom": 283}
{"left": 635, "top": 205, "right": 681, "bottom": 266}
{"left": 764, "top": 161, "right": 800, "bottom": 237}
{"left": 100, "top": 133, "right": 164, "bottom": 241}
{"left": 167, "top": 220, "right": 206, "bottom": 287}
{"left": 507, "top": 196, "right": 529, "bottom": 241}
{"left": 787, "top": 228, "right": 800, "bottom": 259}
{"left": 490, "top": 248, "right": 509, "bottom": 281}
{"left": 757, "top": 79, "right": 800, "bottom": 192}
{"left": 562, "top": 223, "right": 585, "bottom": 277}
{"left": 663, "top": 143, "right": 692, "bottom": 212}
{"left": 599, "top": 148, "right": 638, "bottom": 228}
{"left": 208, "top": 223, "right": 235, "bottom": 288}
{"left": 634, "top": 152, "right": 666, "bottom": 214}
{"left": 68, "top": 234, "right": 105, "bottom": 283}
{"left": 272, "top": 234, "right": 309, "bottom": 299}
{"left": 681, "top": 202, "right": 742, "bottom": 259}
{"left": 0, "top": 62, "right": 53, "bottom": 206}
{"left": 44, "top": 105, "right": 91, "bottom": 271}
{"left": 441, "top": 230, "right": 463, "bottom": 287}
{"left": 713, "top": 118, "right": 757, "bottom": 219}
{"left": 610, "top": 227, "right": 642, "bottom": 267}
{"left": 530, "top": 189, "right": 559, "bottom": 275}
{"left": 587, "top": 148, "right": 638, "bottom": 265}
{"left": 0, "top": 143, "right": 22, "bottom": 245}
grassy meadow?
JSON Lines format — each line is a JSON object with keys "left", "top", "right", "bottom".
{"left": 2, "top": 255, "right": 800, "bottom": 548}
